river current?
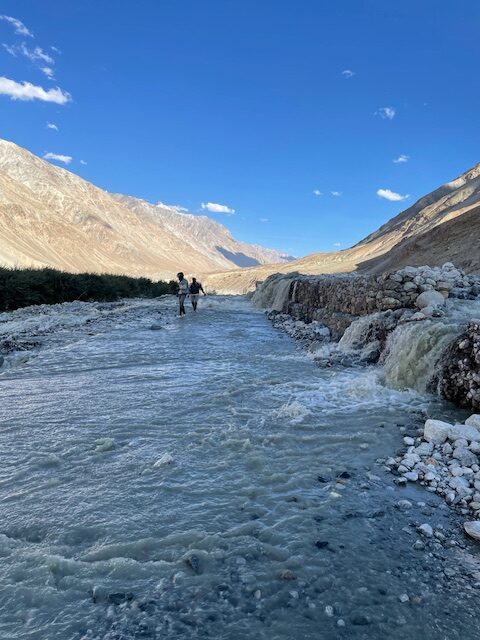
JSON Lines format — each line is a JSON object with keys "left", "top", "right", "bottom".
{"left": 0, "top": 296, "right": 478, "bottom": 639}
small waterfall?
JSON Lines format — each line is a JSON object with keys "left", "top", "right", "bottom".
{"left": 338, "top": 313, "right": 385, "bottom": 351}
{"left": 251, "top": 272, "right": 300, "bottom": 311}
{"left": 381, "top": 299, "right": 480, "bottom": 393}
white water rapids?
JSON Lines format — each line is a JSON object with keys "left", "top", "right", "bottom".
{"left": 0, "top": 296, "right": 478, "bottom": 639}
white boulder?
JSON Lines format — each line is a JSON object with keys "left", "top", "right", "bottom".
{"left": 153, "top": 452, "right": 174, "bottom": 467}
{"left": 415, "top": 290, "right": 445, "bottom": 310}
{"left": 464, "top": 521, "right": 480, "bottom": 541}
{"left": 423, "top": 419, "right": 451, "bottom": 444}
{"left": 465, "top": 415, "right": 480, "bottom": 429}
{"left": 448, "top": 424, "right": 480, "bottom": 442}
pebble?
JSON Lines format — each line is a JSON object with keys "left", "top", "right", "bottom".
{"left": 399, "top": 593, "right": 409, "bottom": 603}
{"left": 325, "top": 605, "right": 334, "bottom": 617}
{"left": 413, "top": 540, "right": 425, "bottom": 550}
{"left": 337, "top": 619, "right": 345, "bottom": 627}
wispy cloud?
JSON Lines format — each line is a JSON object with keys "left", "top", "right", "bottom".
{"left": 201, "top": 202, "right": 235, "bottom": 215}
{"left": 333, "top": 242, "right": 342, "bottom": 247}
{"left": 0, "top": 76, "right": 71, "bottom": 103}
{"left": 341, "top": 69, "right": 355, "bottom": 78}
{"left": 377, "top": 188, "right": 409, "bottom": 202}
{"left": 331, "top": 191, "right": 342, "bottom": 197}
{"left": 393, "top": 154, "right": 409, "bottom": 164}
{"left": 79, "top": 160, "right": 88, "bottom": 165}
{"left": 41, "top": 67, "right": 55, "bottom": 79}
{"left": 46, "top": 122, "right": 59, "bottom": 131}
{"left": 313, "top": 189, "right": 322, "bottom": 196}
{"left": 376, "top": 106, "right": 396, "bottom": 120}
{"left": 0, "top": 15, "right": 33, "bottom": 37}
{"left": 43, "top": 152, "right": 72, "bottom": 164}
{"left": 6, "top": 42, "right": 55, "bottom": 64}
{"left": 260, "top": 217, "right": 269, "bottom": 222}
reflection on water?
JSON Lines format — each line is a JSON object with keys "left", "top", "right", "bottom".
{"left": 0, "top": 297, "right": 475, "bottom": 639}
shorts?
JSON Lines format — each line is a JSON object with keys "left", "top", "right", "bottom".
{"left": 190, "top": 294, "right": 199, "bottom": 303}
{"left": 178, "top": 294, "right": 187, "bottom": 304}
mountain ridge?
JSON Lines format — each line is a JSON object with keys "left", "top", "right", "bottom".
{"left": 0, "top": 138, "right": 291, "bottom": 279}
{"left": 202, "top": 161, "right": 480, "bottom": 293}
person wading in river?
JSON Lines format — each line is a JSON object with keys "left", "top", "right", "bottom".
{"left": 176, "top": 272, "right": 189, "bottom": 317}
{"left": 189, "top": 277, "right": 206, "bottom": 312}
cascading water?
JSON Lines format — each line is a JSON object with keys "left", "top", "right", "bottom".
{"left": 251, "top": 272, "right": 299, "bottom": 311}
{"left": 381, "top": 299, "right": 480, "bottom": 393}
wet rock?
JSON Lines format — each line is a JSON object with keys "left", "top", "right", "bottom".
{"left": 107, "top": 592, "right": 135, "bottom": 605}
{"left": 418, "top": 524, "right": 433, "bottom": 538}
{"left": 278, "top": 570, "right": 297, "bottom": 581}
{"left": 185, "top": 554, "right": 201, "bottom": 574}
{"left": 399, "top": 593, "right": 409, "bottom": 603}
{"left": 464, "top": 521, "right": 480, "bottom": 541}
{"left": 396, "top": 499, "right": 413, "bottom": 510}
{"left": 415, "top": 290, "right": 445, "bottom": 310}
{"left": 315, "top": 540, "right": 329, "bottom": 549}
{"left": 351, "top": 614, "right": 371, "bottom": 626}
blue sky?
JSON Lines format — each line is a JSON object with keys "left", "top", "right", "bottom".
{"left": 0, "top": 1, "right": 479, "bottom": 257}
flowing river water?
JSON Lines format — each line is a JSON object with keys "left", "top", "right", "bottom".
{"left": 0, "top": 296, "right": 479, "bottom": 639}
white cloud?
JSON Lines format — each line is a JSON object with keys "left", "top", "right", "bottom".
{"left": 376, "top": 106, "right": 396, "bottom": 120}
{"left": 331, "top": 191, "right": 342, "bottom": 197}
{"left": 342, "top": 69, "right": 355, "bottom": 78}
{"left": 41, "top": 67, "right": 55, "bottom": 79}
{"left": 377, "top": 188, "right": 409, "bottom": 202}
{"left": 0, "top": 15, "right": 33, "bottom": 37}
{"left": 18, "top": 43, "right": 55, "bottom": 64}
{"left": 333, "top": 242, "right": 342, "bottom": 247}
{"left": 201, "top": 202, "right": 235, "bottom": 215}
{"left": 80, "top": 160, "right": 88, "bottom": 165}
{"left": 313, "top": 189, "right": 322, "bottom": 196}
{"left": 43, "top": 152, "right": 72, "bottom": 164}
{"left": 0, "top": 76, "right": 71, "bottom": 103}
{"left": 393, "top": 154, "right": 409, "bottom": 164}
{"left": 260, "top": 217, "right": 269, "bottom": 222}
{"left": 3, "top": 43, "right": 16, "bottom": 56}
{"left": 46, "top": 122, "right": 59, "bottom": 131}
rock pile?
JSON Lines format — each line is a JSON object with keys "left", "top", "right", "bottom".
{"left": 282, "top": 262, "right": 480, "bottom": 326}
{"left": 387, "top": 414, "right": 480, "bottom": 539}
{"left": 268, "top": 311, "right": 330, "bottom": 348}
{"left": 438, "top": 320, "right": 480, "bottom": 410}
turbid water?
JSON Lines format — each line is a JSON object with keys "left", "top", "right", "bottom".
{"left": 0, "top": 296, "right": 479, "bottom": 639}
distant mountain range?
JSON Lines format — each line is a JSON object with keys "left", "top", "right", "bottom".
{"left": 204, "top": 161, "right": 480, "bottom": 293}
{"left": 0, "top": 139, "right": 292, "bottom": 279}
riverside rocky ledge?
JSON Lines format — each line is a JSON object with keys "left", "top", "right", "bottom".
{"left": 252, "top": 263, "right": 480, "bottom": 410}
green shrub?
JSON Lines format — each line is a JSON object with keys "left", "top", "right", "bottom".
{"left": 0, "top": 267, "right": 177, "bottom": 312}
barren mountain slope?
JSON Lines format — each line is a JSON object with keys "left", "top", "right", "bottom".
{"left": 0, "top": 139, "right": 290, "bottom": 278}
{"left": 204, "top": 162, "right": 480, "bottom": 293}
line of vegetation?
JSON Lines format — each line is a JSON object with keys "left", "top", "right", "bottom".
{"left": 0, "top": 267, "right": 177, "bottom": 312}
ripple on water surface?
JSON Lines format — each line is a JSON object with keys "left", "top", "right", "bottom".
{"left": 0, "top": 297, "right": 476, "bottom": 639}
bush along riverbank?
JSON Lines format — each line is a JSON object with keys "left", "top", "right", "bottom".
{"left": 255, "top": 262, "right": 480, "bottom": 540}
{"left": 0, "top": 267, "right": 177, "bottom": 312}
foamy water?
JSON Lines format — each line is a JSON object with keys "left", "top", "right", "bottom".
{"left": 0, "top": 297, "right": 476, "bottom": 639}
